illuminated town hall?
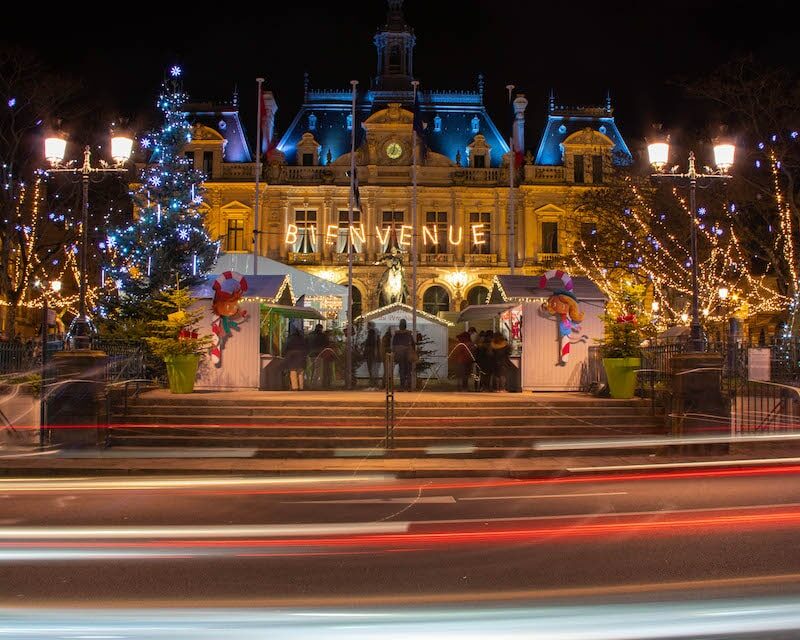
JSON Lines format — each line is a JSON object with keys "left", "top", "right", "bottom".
{"left": 186, "top": 0, "right": 631, "bottom": 319}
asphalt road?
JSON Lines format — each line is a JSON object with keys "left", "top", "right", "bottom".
{"left": 1, "top": 465, "right": 800, "bottom": 610}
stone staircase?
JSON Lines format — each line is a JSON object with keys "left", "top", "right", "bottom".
{"left": 108, "top": 393, "right": 666, "bottom": 458}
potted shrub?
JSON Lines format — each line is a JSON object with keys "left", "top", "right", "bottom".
{"left": 600, "top": 312, "right": 642, "bottom": 399}
{"left": 145, "top": 287, "right": 210, "bottom": 394}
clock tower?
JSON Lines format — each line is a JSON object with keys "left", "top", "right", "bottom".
{"left": 373, "top": 0, "right": 415, "bottom": 92}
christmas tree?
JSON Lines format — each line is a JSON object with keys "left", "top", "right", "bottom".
{"left": 105, "top": 66, "right": 217, "bottom": 313}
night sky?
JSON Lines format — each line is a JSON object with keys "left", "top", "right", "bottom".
{"left": 8, "top": 0, "right": 797, "bottom": 154}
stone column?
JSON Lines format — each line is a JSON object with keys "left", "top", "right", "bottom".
{"left": 453, "top": 193, "right": 465, "bottom": 262}
{"left": 670, "top": 352, "right": 729, "bottom": 453}
{"left": 523, "top": 194, "right": 536, "bottom": 264}
{"left": 496, "top": 192, "right": 507, "bottom": 263}
{"left": 322, "top": 195, "right": 333, "bottom": 261}
{"left": 514, "top": 194, "right": 525, "bottom": 267}
{"left": 366, "top": 193, "right": 378, "bottom": 261}
{"left": 279, "top": 198, "right": 290, "bottom": 259}
{"left": 46, "top": 350, "right": 109, "bottom": 448}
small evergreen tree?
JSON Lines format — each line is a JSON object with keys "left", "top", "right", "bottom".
{"left": 105, "top": 67, "right": 216, "bottom": 315}
{"left": 145, "top": 284, "right": 210, "bottom": 360}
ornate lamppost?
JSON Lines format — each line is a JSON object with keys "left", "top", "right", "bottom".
{"left": 44, "top": 130, "right": 133, "bottom": 349}
{"left": 647, "top": 137, "right": 735, "bottom": 352}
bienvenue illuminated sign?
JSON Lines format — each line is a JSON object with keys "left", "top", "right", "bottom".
{"left": 285, "top": 224, "right": 487, "bottom": 247}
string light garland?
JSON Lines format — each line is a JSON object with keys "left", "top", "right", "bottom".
{"left": 571, "top": 175, "right": 786, "bottom": 330}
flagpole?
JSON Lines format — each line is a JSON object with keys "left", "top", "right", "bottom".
{"left": 346, "top": 79, "right": 358, "bottom": 390}
{"left": 411, "top": 80, "right": 419, "bottom": 390}
{"left": 506, "top": 84, "right": 516, "bottom": 276}
{"left": 253, "top": 77, "right": 264, "bottom": 276}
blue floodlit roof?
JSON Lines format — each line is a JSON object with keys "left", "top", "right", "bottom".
{"left": 277, "top": 90, "right": 510, "bottom": 167}
{"left": 535, "top": 109, "right": 632, "bottom": 166}
{"left": 186, "top": 105, "right": 252, "bottom": 163}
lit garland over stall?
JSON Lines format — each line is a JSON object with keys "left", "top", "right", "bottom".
{"left": 572, "top": 176, "right": 785, "bottom": 328}
{"left": 103, "top": 66, "right": 217, "bottom": 308}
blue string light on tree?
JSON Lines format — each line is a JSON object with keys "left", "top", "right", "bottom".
{"left": 103, "top": 66, "right": 216, "bottom": 311}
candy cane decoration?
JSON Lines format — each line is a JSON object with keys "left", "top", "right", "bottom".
{"left": 560, "top": 328, "right": 571, "bottom": 364}
{"left": 539, "top": 269, "right": 581, "bottom": 366}
{"left": 539, "top": 269, "right": 573, "bottom": 292}
{"left": 210, "top": 271, "right": 248, "bottom": 368}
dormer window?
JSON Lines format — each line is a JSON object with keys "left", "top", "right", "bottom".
{"left": 296, "top": 132, "right": 321, "bottom": 166}
{"left": 433, "top": 115, "right": 442, "bottom": 133}
{"left": 466, "top": 134, "right": 491, "bottom": 169}
{"left": 471, "top": 116, "right": 480, "bottom": 134}
{"left": 308, "top": 112, "right": 317, "bottom": 131}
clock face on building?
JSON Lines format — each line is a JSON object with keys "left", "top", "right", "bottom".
{"left": 385, "top": 142, "right": 403, "bottom": 159}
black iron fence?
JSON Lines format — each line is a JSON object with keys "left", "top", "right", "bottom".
{"left": 1, "top": 338, "right": 157, "bottom": 382}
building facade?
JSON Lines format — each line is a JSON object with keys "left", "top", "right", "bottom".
{"left": 185, "top": 0, "right": 631, "bottom": 319}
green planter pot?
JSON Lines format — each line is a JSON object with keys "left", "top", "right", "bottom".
{"left": 164, "top": 354, "right": 200, "bottom": 394}
{"left": 602, "top": 357, "right": 641, "bottom": 399}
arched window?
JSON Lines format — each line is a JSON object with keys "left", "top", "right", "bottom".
{"left": 466, "top": 285, "right": 489, "bottom": 307}
{"left": 423, "top": 286, "right": 450, "bottom": 315}
{"left": 350, "top": 286, "right": 363, "bottom": 319}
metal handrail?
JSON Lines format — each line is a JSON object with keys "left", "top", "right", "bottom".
{"left": 384, "top": 352, "right": 395, "bottom": 448}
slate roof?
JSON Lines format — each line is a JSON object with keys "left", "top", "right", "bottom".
{"left": 535, "top": 105, "right": 631, "bottom": 166}
{"left": 277, "top": 89, "right": 510, "bottom": 167}
{"left": 491, "top": 275, "right": 607, "bottom": 302}
{"left": 192, "top": 274, "right": 291, "bottom": 302}
{"left": 185, "top": 102, "right": 252, "bottom": 163}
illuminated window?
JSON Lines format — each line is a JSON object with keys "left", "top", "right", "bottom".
{"left": 424, "top": 211, "right": 448, "bottom": 254}
{"left": 573, "top": 155, "right": 585, "bottom": 183}
{"left": 592, "top": 155, "right": 603, "bottom": 183}
{"left": 423, "top": 286, "right": 450, "bottom": 315}
{"left": 581, "top": 221, "right": 597, "bottom": 248}
{"left": 469, "top": 212, "right": 491, "bottom": 254}
{"left": 202, "top": 151, "right": 213, "bottom": 176}
{"left": 467, "top": 285, "right": 489, "bottom": 306}
{"left": 226, "top": 219, "right": 245, "bottom": 252}
{"left": 381, "top": 210, "right": 404, "bottom": 251}
{"left": 350, "top": 286, "right": 362, "bottom": 318}
{"left": 471, "top": 116, "right": 480, "bottom": 134}
{"left": 294, "top": 209, "right": 318, "bottom": 254}
{"left": 337, "top": 209, "right": 362, "bottom": 253}
{"left": 433, "top": 115, "right": 442, "bottom": 132}
{"left": 542, "top": 221, "right": 559, "bottom": 253}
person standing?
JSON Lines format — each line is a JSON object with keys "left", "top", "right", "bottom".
{"left": 490, "top": 331, "right": 513, "bottom": 392}
{"left": 451, "top": 329, "right": 477, "bottom": 391}
{"left": 391, "top": 319, "right": 416, "bottom": 392}
{"left": 380, "top": 326, "right": 393, "bottom": 389}
{"left": 308, "top": 324, "right": 332, "bottom": 389}
{"left": 364, "top": 322, "right": 380, "bottom": 390}
{"left": 284, "top": 328, "right": 308, "bottom": 391}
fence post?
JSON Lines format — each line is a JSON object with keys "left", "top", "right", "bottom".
{"left": 384, "top": 351, "right": 395, "bottom": 448}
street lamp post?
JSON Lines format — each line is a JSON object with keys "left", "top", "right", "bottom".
{"left": 647, "top": 138, "right": 735, "bottom": 352}
{"left": 36, "top": 279, "right": 61, "bottom": 446}
{"left": 44, "top": 133, "right": 133, "bottom": 349}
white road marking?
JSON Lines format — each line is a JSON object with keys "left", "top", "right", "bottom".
{"left": 459, "top": 491, "right": 628, "bottom": 501}
{"left": 0, "top": 474, "right": 395, "bottom": 491}
{"left": 568, "top": 457, "right": 800, "bottom": 472}
{"left": 282, "top": 496, "right": 456, "bottom": 505}
{"left": 0, "top": 522, "right": 410, "bottom": 540}
{"left": 408, "top": 501, "right": 800, "bottom": 527}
